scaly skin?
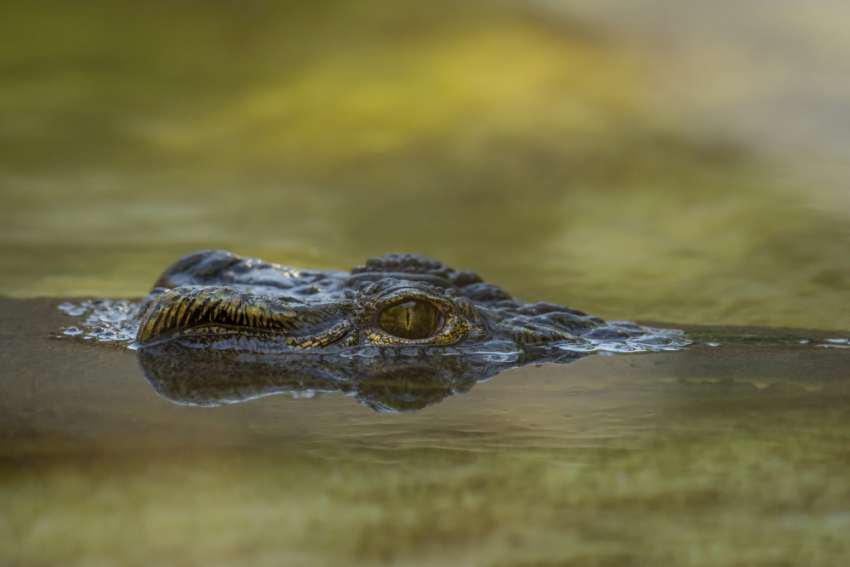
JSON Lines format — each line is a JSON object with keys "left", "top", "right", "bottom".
{"left": 135, "top": 249, "right": 611, "bottom": 351}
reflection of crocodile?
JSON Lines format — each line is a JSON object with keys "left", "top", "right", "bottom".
{"left": 60, "top": 250, "right": 687, "bottom": 412}
{"left": 137, "top": 340, "right": 586, "bottom": 413}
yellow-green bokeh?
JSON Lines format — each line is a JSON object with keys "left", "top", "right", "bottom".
{"left": 1, "top": 0, "right": 849, "bottom": 329}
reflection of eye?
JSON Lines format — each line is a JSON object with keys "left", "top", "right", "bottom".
{"left": 378, "top": 299, "right": 439, "bottom": 340}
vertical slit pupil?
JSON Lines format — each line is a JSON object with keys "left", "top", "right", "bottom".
{"left": 379, "top": 299, "right": 438, "bottom": 340}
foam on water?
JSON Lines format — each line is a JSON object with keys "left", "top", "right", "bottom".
{"left": 58, "top": 300, "right": 143, "bottom": 343}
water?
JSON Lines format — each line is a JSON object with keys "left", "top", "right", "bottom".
{"left": 2, "top": 0, "right": 850, "bottom": 329}
{"left": 3, "top": 0, "right": 850, "bottom": 565}
{"left": 3, "top": 297, "right": 850, "bottom": 565}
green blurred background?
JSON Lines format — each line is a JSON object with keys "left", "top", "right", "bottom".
{"left": 2, "top": 0, "right": 849, "bottom": 329}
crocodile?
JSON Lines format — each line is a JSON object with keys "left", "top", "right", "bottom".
{"left": 132, "top": 249, "right": 679, "bottom": 351}
{"left": 59, "top": 249, "right": 688, "bottom": 412}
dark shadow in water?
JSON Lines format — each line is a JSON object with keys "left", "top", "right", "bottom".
{"left": 137, "top": 343, "right": 587, "bottom": 413}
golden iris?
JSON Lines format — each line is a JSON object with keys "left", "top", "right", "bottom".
{"left": 378, "top": 299, "right": 439, "bottom": 340}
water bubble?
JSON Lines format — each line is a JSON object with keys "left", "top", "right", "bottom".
{"left": 556, "top": 322, "right": 689, "bottom": 355}
{"left": 55, "top": 300, "right": 143, "bottom": 346}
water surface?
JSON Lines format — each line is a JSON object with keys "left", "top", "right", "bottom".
{"left": 3, "top": 298, "right": 850, "bottom": 566}
{"left": 3, "top": 1, "right": 850, "bottom": 565}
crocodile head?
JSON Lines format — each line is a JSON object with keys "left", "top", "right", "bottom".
{"left": 56, "top": 249, "right": 687, "bottom": 413}
{"left": 136, "top": 277, "right": 491, "bottom": 350}
{"left": 134, "top": 250, "right": 619, "bottom": 353}
{"left": 55, "top": 250, "right": 687, "bottom": 412}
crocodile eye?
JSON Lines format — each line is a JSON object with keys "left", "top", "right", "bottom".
{"left": 378, "top": 299, "right": 439, "bottom": 340}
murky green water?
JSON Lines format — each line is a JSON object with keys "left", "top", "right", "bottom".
{"left": 2, "top": 0, "right": 850, "bottom": 565}
{"left": 3, "top": 297, "right": 850, "bottom": 566}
